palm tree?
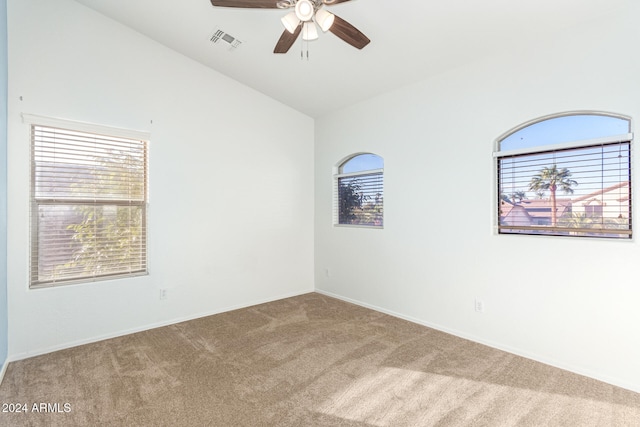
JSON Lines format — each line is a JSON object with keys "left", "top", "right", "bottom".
{"left": 557, "top": 212, "right": 593, "bottom": 236}
{"left": 529, "top": 164, "right": 577, "bottom": 226}
{"left": 509, "top": 190, "right": 526, "bottom": 203}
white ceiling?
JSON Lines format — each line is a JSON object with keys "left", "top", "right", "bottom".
{"left": 73, "top": 0, "right": 631, "bottom": 118}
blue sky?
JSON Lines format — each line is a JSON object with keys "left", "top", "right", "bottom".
{"left": 499, "top": 114, "right": 631, "bottom": 200}
{"left": 341, "top": 153, "right": 384, "bottom": 174}
{"left": 501, "top": 114, "right": 629, "bottom": 151}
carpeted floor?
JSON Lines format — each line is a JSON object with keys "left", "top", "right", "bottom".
{"left": 1, "top": 292, "right": 639, "bottom": 426}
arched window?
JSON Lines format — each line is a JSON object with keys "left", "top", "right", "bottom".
{"left": 495, "top": 112, "right": 632, "bottom": 238}
{"left": 334, "top": 153, "right": 384, "bottom": 228}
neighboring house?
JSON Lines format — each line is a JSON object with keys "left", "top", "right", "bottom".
{"left": 570, "top": 181, "right": 630, "bottom": 220}
{"left": 500, "top": 181, "right": 630, "bottom": 235}
{"left": 500, "top": 198, "right": 572, "bottom": 228}
{"left": 499, "top": 199, "right": 532, "bottom": 228}
{"left": 517, "top": 198, "right": 573, "bottom": 225}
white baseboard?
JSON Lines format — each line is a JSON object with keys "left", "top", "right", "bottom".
{"left": 315, "top": 289, "right": 640, "bottom": 395}
{"left": 8, "top": 288, "right": 313, "bottom": 363}
{"left": 0, "top": 358, "right": 8, "bottom": 386}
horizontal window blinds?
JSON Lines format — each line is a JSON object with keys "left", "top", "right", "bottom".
{"left": 31, "top": 124, "right": 148, "bottom": 287}
{"left": 497, "top": 141, "right": 631, "bottom": 238}
{"left": 335, "top": 171, "right": 384, "bottom": 227}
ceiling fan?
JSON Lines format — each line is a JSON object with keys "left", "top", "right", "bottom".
{"left": 209, "top": 0, "right": 370, "bottom": 54}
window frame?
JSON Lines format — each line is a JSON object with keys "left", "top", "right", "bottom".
{"left": 25, "top": 114, "right": 150, "bottom": 288}
{"left": 494, "top": 111, "right": 633, "bottom": 239}
{"left": 333, "top": 153, "right": 384, "bottom": 229}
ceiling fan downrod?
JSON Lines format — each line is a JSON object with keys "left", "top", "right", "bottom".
{"left": 277, "top": 0, "right": 337, "bottom": 9}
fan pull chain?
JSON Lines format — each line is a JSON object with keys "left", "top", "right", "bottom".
{"left": 300, "top": 37, "right": 310, "bottom": 61}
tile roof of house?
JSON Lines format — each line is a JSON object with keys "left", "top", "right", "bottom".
{"left": 518, "top": 198, "right": 572, "bottom": 218}
{"left": 571, "top": 181, "right": 630, "bottom": 204}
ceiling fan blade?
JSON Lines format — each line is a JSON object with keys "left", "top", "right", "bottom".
{"left": 329, "top": 15, "right": 370, "bottom": 49}
{"left": 274, "top": 25, "right": 302, "bottom": 53}
{"left": 322, "top": 0, "right": 352, "bottom": 4}
{"left": 210, "top": 0, "right": 280, "bottom": 8}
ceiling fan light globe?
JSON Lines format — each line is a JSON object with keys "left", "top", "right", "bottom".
{"left": 302, "top": 21, "right": 318, "bottom": 41}
{"left": 281, "top": 12, "right": 300, "bottom": 34}
{"left": 295, "top": 0, "right": 314, "bottom": 21}
{"left": 315, "top": 9, "right": 334, "bottom": 32}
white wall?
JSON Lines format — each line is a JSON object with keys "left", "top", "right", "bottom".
{"left": 315, "top": 4, "right": 640, "bottom": 392}
{"left": 6, "top": 0, "right": 314, "bottom": 359}
{"left": 0, "top": 0, "right": 8, "bottom": 370}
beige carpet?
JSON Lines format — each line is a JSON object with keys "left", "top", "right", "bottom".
{"left": 0, "top": 292, "right": 639, "bottom": 426}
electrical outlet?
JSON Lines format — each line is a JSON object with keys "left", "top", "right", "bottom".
{"left": 325, "top": 268, "right": 331, "bottom": 278}
{"left": 475, "top": 299, "right": 485, "bottom": 313}
{"left": 159, "top": 289, "right": 168, "bottom": 300}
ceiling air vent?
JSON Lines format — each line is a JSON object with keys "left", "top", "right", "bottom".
{"left": 210, "top": 28, "right": 242, "bottom": 51}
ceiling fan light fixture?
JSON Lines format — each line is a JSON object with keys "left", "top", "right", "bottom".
{"left": 281, "top": 12, "right": 300, "bottom": 34}
{"left": 314, "top": 9, "right": 334, "bottom": 32}
{"left": 302, "top": 21, "right": 318, "bottom": 41}
{"left": 295, "top": 0, "right": 314, "bottom": 21}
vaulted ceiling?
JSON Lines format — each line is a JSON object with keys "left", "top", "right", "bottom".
{"left": 73, "top": 0, "right": 631, "bottom": 118}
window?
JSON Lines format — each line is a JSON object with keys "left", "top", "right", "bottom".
{"left": 29, "top": 116, "right": 149, "bottom": 287}
{"left": 334, "top": 153, "right": 384, "bottom": 227}
{"left": 495, "top": 112, "right": 632, "bottom": 239}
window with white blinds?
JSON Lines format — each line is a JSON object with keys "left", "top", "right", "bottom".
{"left": 495, "top": 112, "right": 632, "bottom": 239}
{"left": 334, "top": 153, "right": 384, "bottom": 228}
{"left": 29, "top": 118, "right": 149, "bottom": 287}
